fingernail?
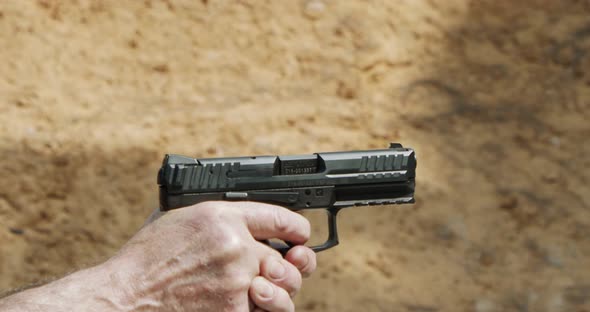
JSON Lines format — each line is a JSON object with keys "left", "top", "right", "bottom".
{"left": 269, "top": 259, "right": 286, "bottom": 279}
{"left": 253, "top": 278, "right": 274, "bottom": 299}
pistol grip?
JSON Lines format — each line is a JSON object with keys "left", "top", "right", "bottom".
{"left": 272, "top": 208, "right": 341, "bottom": 255}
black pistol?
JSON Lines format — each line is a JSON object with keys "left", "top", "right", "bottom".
{"left": 157, "top": 143, "right": 416, "bottom": 252}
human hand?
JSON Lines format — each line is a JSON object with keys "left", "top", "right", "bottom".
{"left": 109, "top": 202, "right": 317, "bottom": 311}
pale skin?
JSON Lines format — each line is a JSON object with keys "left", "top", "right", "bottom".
{"left": 0, "top": 202, "right": 317, "bottom": 312}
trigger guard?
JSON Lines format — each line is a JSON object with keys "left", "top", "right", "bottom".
{"left": 269, "top": 208, "right": 342, "bottom": 255}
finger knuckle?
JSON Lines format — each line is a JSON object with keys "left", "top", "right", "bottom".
{"left": 273, "top": 209, "right": 292, "bottom": 234}
{"left": 286, "top": 264, "right": 303, "bottom": 296}
{"left": 197, "top": 202, "right": 225, "bottom": 221}
{"left": 303, "top": 215, "right": 311, "bottom": 230}
{"left": 180, "top": 202, "right": 223, "bottom": 230}
{"left": 293, "top": 264, "right": 303, "bottom": 285}
{"left": 276, "top": 289, "right": 295, "bottom": 312}
{"left": 216, "top": 231, "right": 247, "bottom": 258}
{"left": 222, "top": 267, "right": 252, "bottom": 292}
{"left": 301, "top": 217, "right": 311, "bottom": 239}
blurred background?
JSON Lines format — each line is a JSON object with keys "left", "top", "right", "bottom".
{"left": 0, "top": 1, "right": 589, "bottom": 311}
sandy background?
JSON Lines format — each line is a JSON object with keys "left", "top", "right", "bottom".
{"left": 1, "top": 1, "right": 589, "bottom": 311}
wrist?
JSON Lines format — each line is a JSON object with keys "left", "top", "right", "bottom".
{"left": 0, "top": 261, "right": 130, "bottom": 312}
{"left": 102, "top": 250, "right": 166, "bottom": 312}
{"left": 86, "top": 258, "right": 138, "bottom": 311}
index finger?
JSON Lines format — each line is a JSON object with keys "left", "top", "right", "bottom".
{"left": 233, "top": 202, "right": 311, "bottom": 245}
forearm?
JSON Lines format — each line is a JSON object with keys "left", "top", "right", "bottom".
{"left": 0, "top": 261, "right": 130, "bottom": 312}
{"left": 0, "top": 202, "right": 318, "bottom": 312}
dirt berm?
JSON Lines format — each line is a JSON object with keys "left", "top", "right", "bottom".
{"left": 0, "top": 1, "right": 589, "bottom": 311}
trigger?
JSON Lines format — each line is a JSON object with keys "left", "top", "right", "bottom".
{"left": 266, "top": 240, "right": 296, "bottom": 256}
{"left": 266, "top": 208, "right": 342, "bottom": 255}
{"left": 308, "top": 208, "right": 341, "bottom": 252}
